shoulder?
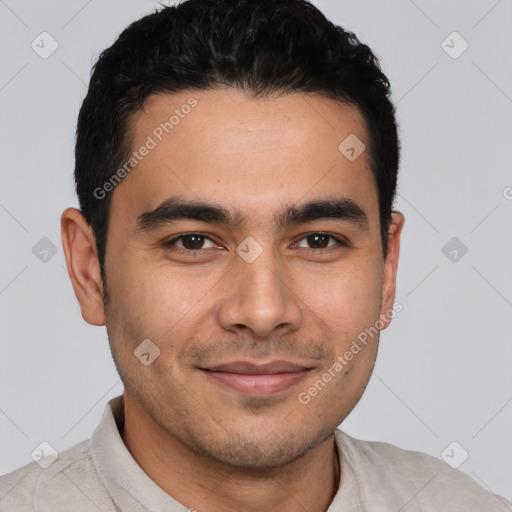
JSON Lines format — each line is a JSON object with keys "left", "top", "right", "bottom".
{"left": 0, "top": 439, "right": 113, "bottom": 512}
{"left": 335, "top": 430, "right": 512, "bottom": 511}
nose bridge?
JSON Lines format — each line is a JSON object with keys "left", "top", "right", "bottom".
{"left": 217, "top": 239, "right": 302, "bottom": 337}
{"left": 244, "top": 249, "right": 286, "bottom": 304}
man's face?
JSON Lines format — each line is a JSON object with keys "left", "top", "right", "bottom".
{"left": 101, "top": 88, "right": 400, "bottom": 468}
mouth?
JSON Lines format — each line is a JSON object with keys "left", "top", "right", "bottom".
{"left": 199, "top": 360, "right": 313, "bottom": 396}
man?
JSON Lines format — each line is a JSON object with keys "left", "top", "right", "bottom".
{"left": 1, "top": 0, "right": 510, "bottom": 510}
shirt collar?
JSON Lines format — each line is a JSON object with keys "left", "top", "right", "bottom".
{"left": 91, "top": 395, "right": 189, "bottom": 511}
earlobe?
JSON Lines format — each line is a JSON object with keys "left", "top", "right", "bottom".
{"left": 61, "top": 207, "right": 106, "bottom": 326}
{"left": 379, "top": 211, "right": 405, "bottom": 330}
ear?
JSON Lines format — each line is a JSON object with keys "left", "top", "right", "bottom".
{"left": 61, "top": 207, "right": 106, "bottom": 326}
{"left": 379, "top": 211, "right": 405, "bottom": 330}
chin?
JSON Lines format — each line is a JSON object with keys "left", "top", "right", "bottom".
{"left": 191, "top": 424, "right": 329, "bottom": 470}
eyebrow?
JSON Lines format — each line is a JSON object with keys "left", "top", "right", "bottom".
{"left": 135, "top": 195, "right": 369, "bottom": 232}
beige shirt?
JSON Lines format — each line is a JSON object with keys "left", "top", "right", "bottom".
{"left": 1, "top": 395, "right": 510, "bottom": 511}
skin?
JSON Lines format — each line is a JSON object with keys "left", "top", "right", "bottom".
{"left": 61, "top": 88, "right": 404, "bottom": 512}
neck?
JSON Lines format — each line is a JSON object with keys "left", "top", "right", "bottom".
{"left": 121, "top": 395, "right": 341, "bottom": 512}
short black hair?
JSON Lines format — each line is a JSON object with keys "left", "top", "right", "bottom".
{"left": 74, "top": 0, "right": 400, "bottom": 285}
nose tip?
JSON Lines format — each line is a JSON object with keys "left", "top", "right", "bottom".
{"left": 235, "top": 320, "right": 290, "bottom": 341}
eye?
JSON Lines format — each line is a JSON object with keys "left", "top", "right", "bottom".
{"left": 295, "top": 232, "right": 347, "bottom": 250}
{"left": 164, "top": 233, "right": 219, "bottom": 253}
{"left": 163, "top": 231, "right": 347, "bottom": 257}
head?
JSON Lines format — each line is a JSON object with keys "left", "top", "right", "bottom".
{"left": 62, "top": 0, "right": 404, "bottom": 469}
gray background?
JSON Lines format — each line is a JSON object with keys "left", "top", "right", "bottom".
{"left": 1, "top": 0, "right": 511, "bottom": 502}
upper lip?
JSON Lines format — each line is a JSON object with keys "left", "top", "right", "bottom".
{"left": 201, "top": 360, "right": 311, "bottom": 374}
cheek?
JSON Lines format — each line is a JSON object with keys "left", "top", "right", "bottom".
{"left": 333, "top": 349, "right": 377, "bottom": 406}
{"left": 108, "top": 258, "right": 217, "bottom": 345}
{"left": 301, "top": 258, "right": 383, "bottom": 338}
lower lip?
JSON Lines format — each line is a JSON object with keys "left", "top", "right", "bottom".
{"left": 201, "top": 369, "right": 311, "bottom": 395}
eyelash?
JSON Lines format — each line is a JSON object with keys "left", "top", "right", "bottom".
{"left": 163, "top": 232, "right": 348, "bottom": 256}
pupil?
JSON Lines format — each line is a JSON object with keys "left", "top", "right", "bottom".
{"left": 309, "top": 234, "right": 328, "bottom": 249}
{"left": 184, "top": 235, "right": 203, "bottom": 249}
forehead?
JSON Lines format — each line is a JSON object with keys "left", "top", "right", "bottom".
{"left": 111, "top": 88, "right": 378, "bottom": 228}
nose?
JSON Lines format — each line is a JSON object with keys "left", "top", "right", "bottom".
{"left": 217, "top": 248, "right": 303, "bottom": 339}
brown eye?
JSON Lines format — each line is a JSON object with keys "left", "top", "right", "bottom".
{"left": 296, "top": 233, "right": 345, "bottom": 250}
{"left": 180, "top": 234, "right": 206, "bottom": 250}
{"left": 164, "top": 233, "right": 217, "bottom": 252}
{"left": 306, "top": 233, "right": 330, "bottom": 249}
